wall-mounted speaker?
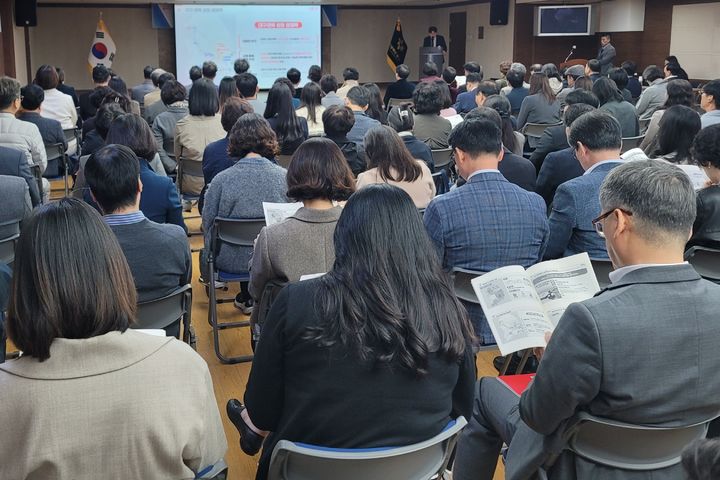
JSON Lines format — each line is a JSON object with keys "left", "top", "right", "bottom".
{"left": 15, "top": 0, "right": 38, "bottom": 27}
{"left": 490, "top": 0, "right": 510, "bottom": 26}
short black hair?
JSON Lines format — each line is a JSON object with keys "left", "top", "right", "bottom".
{"left": 476, "top": 81, "right": 499, "bottom": 98}
{"left": 665, "top": 62, "right": 683, "bottom": 77}
{"left": 188, "top": 78, "right": 219, "bottom": 116}
{"left": 0, "top": 76, "right": 21, "bottom": 110}
{"left": 143, "top": 65, "right": 154, "bottom": 79}
{"left": 287, "top": 67, "right": 301, "bottom": 84}
{"left": 346, "top": 85, "right": 369, "bottom": 108}
{"left": 89, "top": 86, "right": 114, "bottom": 109}
{"left": 442, "top": 67, "right": 457, "bottom": 84}
{"left": 692, "top": 124, "right": 720, "bottom": 169}
{"left": 55, "top": 67, "right": 65, "bottom": 83}
{"left": 608, "top": 67, "right": 628, "bottom": 90}
{"left": 221, "top": 97, "right": 253, "bottom": 132}
{"left": 286, "top": 137, "right": 355, "bottom": 202}
{"left": 413, "top": 81, "right": 444, "bottom": 115}
{"left": 85, "top": 144, "right": 140, "bottom": 214}
{"left": 600, "top": 32, "right": 612, "bottom": 40}
{"left": 465, "top": 72, "right": 483, "bottom": 85}
{"left": 643, "top": 66, "right": 664, "bottom": 83}
{"left": 322, "top": 105, "right": 355, "bottom": 136}
{"left": 449, "top": 118, "right": 502, "bottom": 156}
{"left": 463, "top": 62, "right": 481, "bottom": 75}
{"left": 161, "top": 80, "right": 187, "bottom": 106}
{"left": 428, "top": 26, "right": 438, "bottom": 33}
{"left": 587, "top": 59, "right": 601, "bottom": 73}
{"left": 94, "top": 103, "right": 126, "bottom": 139}
{"left": 21, "top": 84, "right": 44, "bottom": 110}
{"left": 396, "top": 64, "right": 410, "bottom": 80}
{"left": 564, "top": 103, "right": 596, "bottom": 127}
{"left": 568, "top": 110, "right": 622, "bottom": 151}
{"left": 320, "top": 74, "right": 338, "bottom": 94}
{"left": 105, "top": 113, "right": 158, "bottom": 161}
{"left": 189, "top": 66, "right": 202, "bottom": 82}
{"left": 108, "top": 75, "right": 129, "bottom": 96}
{"left": 34, "top": 64, "right": 59, "bottom": 90}
{"left": 92, "top": 65, "right": 110, "bottom": 84}
{"left": 343, "top": 67, "right": 359, "bottom": 81}
{"left": 157, "top": 72, "right": 175, "bottom": 90}
{"left": 234, "top": 58, "right": 250, "bottom": 75}
{"left": 308, "top": 65, "right": 322, "bottom": 83}
{"left": 565, "top": 89, "right": 600, "bottom": 108}
{"left": 702, "top": 80, "right": 720, "bottom": 108}
{"left": 621, "top": 60, "right": 637, "bottom": 76}
{"left": 202, "top": 61, "right": 218, "bottom": 79}
{"left": 506, "top": 70, "right": 524, "bottom": 88}
{"left": 592, "top": 77, "right": 624, "bottom": 105}
{"left": 236, "top": 72, "right": 258, "bottom": 98}
{"left": 422, "top": 62, "right": 438, "bottom": 77}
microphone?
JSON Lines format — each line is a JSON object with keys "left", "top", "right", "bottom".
{"left": 564, "top": 45, "right": 577, "bottom": 63}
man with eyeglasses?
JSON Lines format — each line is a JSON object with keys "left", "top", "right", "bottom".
{"left": 544, "top": 110, "right": 623, "bottom": 260}
{"left": 700, "top": 79, "right": 720, "bottom": 129}
{"left": 454, "top": 159, "right": 720, "bottom": 480}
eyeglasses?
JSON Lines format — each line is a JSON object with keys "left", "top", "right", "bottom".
{"left": 592, "top": 208, "right": 632, "bottom": 238}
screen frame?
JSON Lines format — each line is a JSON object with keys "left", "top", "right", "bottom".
{"left": 535, "top": 5, "right": 593, "bottom": 37}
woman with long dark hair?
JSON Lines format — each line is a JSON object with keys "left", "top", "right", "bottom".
{"left": 218, "top": 76, "right": 239, "bottom": 110}
{"left": 296, "top": 82, "right": 325, "bottom": 136}
{"left": 227, "top": 184, "right": 475, "bottom": 480}
{"left": 0, "top": 198, "right": 227, "bottom": 478}
{"left": 593, "top": 77, "right": 639, "bottom": 138}
{"left": 264, "top": 81, "right": 309, "bottom": 154}
{"left": 517, "top": 72, "right": 561, "bottom": 130}
{"left": 649, "top": 105, "right": 701, "bottom": 164}
{"left": 356, "top": 126, "right": 435, "bottom": 208}
{"left": 363, "top": 83, "right": 388, "bottom": 125}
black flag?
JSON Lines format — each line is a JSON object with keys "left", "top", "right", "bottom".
{"left": 386, "top": 19, "right": 407, "bottom": 72}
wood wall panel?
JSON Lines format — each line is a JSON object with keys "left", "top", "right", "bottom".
{"left": 0, "top": 0, "right": 16, "bottom": 77}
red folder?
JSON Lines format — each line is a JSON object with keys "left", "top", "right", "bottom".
{"left": 497, "top": 374, "right": 535, "bottom": 396}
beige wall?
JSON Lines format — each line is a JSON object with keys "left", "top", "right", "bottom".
{"left": 26, "top": 6, "right": 159, "bottom": 90}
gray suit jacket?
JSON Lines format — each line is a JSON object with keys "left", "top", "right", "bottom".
{"left": 506, "top": 264, "right": 720, "bottom": 480}
{"left": 597, "top": 43, "right": 616, "bottom": 75}
{"left": 0, "top": 175, "right": 31, "bottom": 239}
{"left": 635, "top": 79, "right": 669, "bottom": 121}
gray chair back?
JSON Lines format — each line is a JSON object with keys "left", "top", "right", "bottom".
{"left": 451, "top": 267, "right": 485, "bottom": 304}
{"left": 685, "top": 246, "right": 720, "bottom": 282}
{"left": 431, "top": 148, "right": 454, "bottom": 169}
{"left": 621, "top": 135, "right": 645, "bottom": 153}
{"left": 590, "top": 258, "right": 614, "bottom": 289}
{"left": 276, "top": 154, "right": 293, "bottom": 169}
{"left": 267, "top": 416, "right": 467, "bottom": 480}
{"left": 212, "top": 217, "right": 267, "bottom": 253}
{"left": 43, "top": 143, "right": 69, "bottom": 196}
{"left": 638, "top": 117, "right": 651, "bottom": 134}
{"left": 134, "top": 284, "right": 192, "bottom": 338}
{"left": 176, "top": 156, "right": 204, "bottom": 196}
{"left": 0, "top": 226, "right": 20, "bottom": 266}
{"left": 522, "top": 122, "right": 562, "bottom": 139}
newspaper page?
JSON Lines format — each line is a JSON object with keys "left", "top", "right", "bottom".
{"left": 471, "top": 266, "right": 553, "bottom": 356}
{"left": 526, "top": 253, "right": 601, "bottom": 325}
{"left": 262, "top": 202, "right": 303, "bottom": 226}
{"left": 676, "top": 164, "right": 710, "bottom": 191}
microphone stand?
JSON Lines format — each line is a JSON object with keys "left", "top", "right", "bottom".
{"left": 564, "top": 47, "right": 576, "bottom": 64}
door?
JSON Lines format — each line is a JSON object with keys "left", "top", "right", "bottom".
{"left": 449, "top": 12, "right": 467, "bottom": 72}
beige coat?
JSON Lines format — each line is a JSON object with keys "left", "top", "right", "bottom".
{"left": 0, "top": 330, "right": 227, "bottom": 480}
{"left": 356, "top": 160, "right": 436, "bottom": 208}
{"left": 174, "top": 115, "right": 225, "bottom": 195}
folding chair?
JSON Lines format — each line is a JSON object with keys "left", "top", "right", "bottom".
{"left": 0, "top": 221, "right": 20, "bottom": 267}
{"left": 267, "top": 416, "right": 468, "bottom": 480}
{"left": 538, "top": 412, "right": 715, "bottom": 479}
{"left": 252, "top": 279, "right": 287, "bottom": 350}
{"left": 276, "top": 154, "right": 293, "bottom": 169}
{"left": 522, "top": 122, "right": 562, "bottom": 149}
{"left": 590, "top": 258, "right": 614, "bottom": 289}
{"left": 176, "top": 156, "right": 203, "bottom": 231}
{"left": 44, "top": 143, "right": 69, "bottom": 197}
{"left": 621, "top": 135, "right": 645, "bottom": 154}
{"left": 684, "top": 246, "right": 720, "bottom": 283}
{"left": 638, "top": 117, "right": 651, "bottom": 134}
{"left": 206, "top": 217, "right": 266, "bottom": 364}
{"left": 432, "top": 171, "right": 450, "bottom": 195}
{"left": 386, "top": 98, "right": 412, "bottom": 110}
{"left": 29, "top": 163, "right": 43, "bottom": 203}
{"left": 135, "top": 284, "right": 194, "bottom": 346}
{"left": 431, "top": 148, "right": 454, "bottom": 170}
{"left": 63, "top": 127, "right": 82, "bottom": 163}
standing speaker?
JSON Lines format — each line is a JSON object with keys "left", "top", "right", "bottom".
{"left": 489, "top": 0, "right": 509, "bottom": 26}
{"left": 15, "top": 0, "right": 38, "bottom": 27}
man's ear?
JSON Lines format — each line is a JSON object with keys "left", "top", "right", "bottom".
{"left": 497, "top": 148, "right": 505, "bottom": 164}
{"left": 138, "top": 177, "right": 143, "bottom": 194}
{"left": 89, "top": 190, "right": 105, "bottom": 215}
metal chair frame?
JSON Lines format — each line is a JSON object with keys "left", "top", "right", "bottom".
{"left": 621, "top": 135, "right": 646, "bottom": 154}
{"left": 135, "top": 284, "right": 193, "bottom": 344}
{"left": 44, "top": 142, "right": 69, "bottom": 197}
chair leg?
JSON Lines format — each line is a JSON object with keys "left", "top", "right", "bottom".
{"left": 514, "top": 349, "right": 532, "bottom": 374}
{"left": 498, "top": 354, "right": 513, "bottom": 375}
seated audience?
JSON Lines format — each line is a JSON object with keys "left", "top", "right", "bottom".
{"left": 307, "top": 65, "right": 322, "bottom": 85}
{"left": 636, "top": 65, "right": 668, "bottom": 121}
{"left": 55, "top": 67, "right": 79, "bottom": 107}
{"left": 0, "top": 198, "right": 227, "bottom": 478}
{"left": 336, "top": 67, "right": 360, "bottom": 99}
{"left": 503, "top": 68, "right": 530, "bottom": 116}
{"left": 344, "top": 85, "right": 380, "bottom": 149}
{"left": 458, "top": 61, "right": 483, "bottom": 94}
{"left": 320, "top": 74, "right": 344, "bottom": 108}
{"left": 453, "top": 72, "right": 482, "bottom": 114}
{"left": 413, "top": 81, "right": 452, "bottom": 149}
{"left": 641, "top": 79, "right": 695, "bottom": 150}
{"left": 384, "top": 64, "right": 415, "bottom": 105}
{"left": 622, "top": 60, "right": 643, "bottom": 99}
{"left": 545, "top": 110, "right": 623, "bottom": 259}
{"left": 517, "top": 72, "right": 561, "bottom": 132}
{"left": 443, "top": 66, "right": 459, "bottom": 103}
{"left": 264, "top": 82, "right": 308, "bottom": 155}
{"left": 608, "top": 67, "right": 633, "bottom": 103}
{"left": 593, "top": 77, "right": 639, "bottom": 138}
{"left": 648, "top": 105, "right": 701, "bottom": 164}
{"left": 322, "top": 105, "right": 365, "bottom": 176}
{"left": 80, "top": 86, "right": 113, "bottom": 138}
{"left": 175, "top": 78, "right": 224, "bottom": 198}
{"left": 556, "top": 64, "right": 585, "bottom": 106}
{"left": 453, "top": 159, "right": 720, "bottom": 480}
{"left": 464, "top": 107, "right": 536, "bottom": 192}
{"left": 689, "top": 125, "right": 720, "bottom": 250}
{"left": 106, "top": 114, "right": 186, "bottom": 231}
{"left": 420, "top": 62, "right": 441, "bottom": 83}
{"left": 248, "top": 138, "right": 354, "bottom": 324}
{"left": 79, "top": 65, "right": 111, "bottom": 120}
{"left": 0, "top": 77, "right": 48, "bottom": 199}
{"left": 357, "top": 126, "right": 435, "bottom": 208}
{"left": 218, "top": 76, "right": 238, "bottom": 109}
{"left": 494, "top": 61, "right": 511, "bottom": 90}
{"left": 17, "top": 84, "right": 66, "bottom": 151}
{"left": 573, "top": 76, "right": 594, "bottom": 92}
{"left": 84, "top": 144, "right": 191, "bottom": 329}
{"left": 500, "top": 62, "right": 529, "bottom": 93}
{"left": 152, "top": 80, "right": 189, "bottom": 174}
{"left": 286, "top": 68, "right": 303, "bottom": 99}
{"left": 536, "top": 103, "right": 597, "bottom": 206}
{"left": 33, "top": 64, "right": 77, "bottom": 154}
{"left": 296, "top": 82, "right": 325, "bottom": 136}
{"left": 387, "top": 103, "right": 434, "bottom": 170}
{"left": 432, "top": 79, "right": 458, "bottom": 118}
{"left": 585, "top": 59, "right": 602, "bottom": 83}
{"left": 227, "top": 184, "right": 475, "bottom": 480}
{"left": 363, "top": 83, "right": 387, "bottom": 125}
{"left": 80, "top": 103, "right": 124, "bottom": 158}
{"left": 144, "top": 72, "right": 175, "bottom": 125}
{"left": 665, "top": 55, "right": 689, "bottom": 80}
{"left": 664, "top": 60, "right": 684, "bottom": 83}
{"left": 682, "top": 438, "right": 720, "bottom": 480}
{"left": 0, "top": 174, "right": 32, "bottom": 236}
{"left": 236, "top": 73, "right": 265, "bottom": 114}
{"left": 131, "top": 65, "right": 155, "bottom": 105}
{"left": 234, "top": 58, "right": 250, "bottom": 77}
{"left": 700, "top": 79, "right": 720, "bottom": 129}
{"left": 541, "top": 63, "right": 563, "bottom": 94}
{"left": 483, "top": 94, "right": 524, "bottom": 156}
{"left": 423, "top": 119, "right": 548, "bottom": 342}
{"left": 186, "top": 65, "right": 201, "bottom": 94}
{"left": 0, "top": 146, "right": 40, "bottom": 207}
{"left": 202, "top": 114, "right": 288, "bottom": 313}
{"left": 143, "top": 68, "right": 166, "bottom": 108}
{"left": 202, "top": 61, "right": 219, "bottom": 88}
{"left": 108, "top": 75, "right": 141, "bottom": 115}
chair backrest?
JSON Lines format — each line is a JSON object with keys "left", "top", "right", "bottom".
{"left": 29, "top": 163, "right": 43, "bottom": 203}
{"left": 134, "top": 284, "right": 192, "bottom": 332}
{"left": 211, "top": 217, "right": 266, "bottom": 253}
{"left": 276, "top": 154, "right": 293, "bottom": 169}
{"left": 567, "top": 412, "right": 711, "bottom": 471}
{"left": 43, "top": 143, "right": 66, "bottom": 179}
{"left": 45, "top": 143, "right": 64, "bottom": 161}
{"left": 621, "top": 135, "right": 645, "bottom": 154}
{"left": 451, "top": 267, "right": 485, "bottom": 304}
{"left": 0, "top": 228, "right": 20, "bottom": 266}
{"left": 387, "top": 98, "right": 412, "bottom": 110}
{"left": 638, "top": 117, "right": 651, "bottom": 133}
{"left": 267, "top": 417, "right": 467, "bottom": 480}
{"left": 431, "top": 148, "right": 454, "bottom": 169}
{"left": 522, "top": 122, "right": 562, "bottom": 139}
{"left": 177, "top": 156, "right": 204, "bottom": 194}
{"left": 431, "top": 170, "right": 449, "bottom": 195}
{"left": 63, "top": 127, "right": 80, "bottom": 144}
{"left": 685, "top": 246, "right": 720, "bottom": 282}
{"left": 590, "top": 258, "right": 613, "bottom": 289}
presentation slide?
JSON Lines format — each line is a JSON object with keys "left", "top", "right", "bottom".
{"left": 174, "top": 5, "right": 321, "bottom": 89}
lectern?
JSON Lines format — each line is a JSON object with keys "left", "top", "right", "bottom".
{"left": 419, "top": 46, "right": 444, "bottom": 75}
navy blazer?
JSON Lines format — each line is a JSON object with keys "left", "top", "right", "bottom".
{"left": 0, "top": 145, "right": 41, "bottom": 207}
{"left": 545, "top": 161, "right": 622, "bottom": 260}
{"left": 401, "top": 134, "right": 434, "bottom": 170}
{"left": 453, "top": 90, "right": 477, "bottom": 114}
{"left": 499, "top": 150, "right": 537, "bottom": 192}
{"left": 17, "top": 112, "right": 67, "bottom": 151}
{"left": 138, "top": 160, "right": 187, "bottom": 233}
{"left": 535, "top": 147, "right": 585, "bottom": 208}
{"left": 528, "top": 125, "right": 568, "bottom": 172}
{"left": 424, "top": 171, "right": 549, "bottom": 343}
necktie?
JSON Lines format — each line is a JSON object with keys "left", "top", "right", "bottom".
{"left": 433, "top": 37, "right": 436, "bottom": 48}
